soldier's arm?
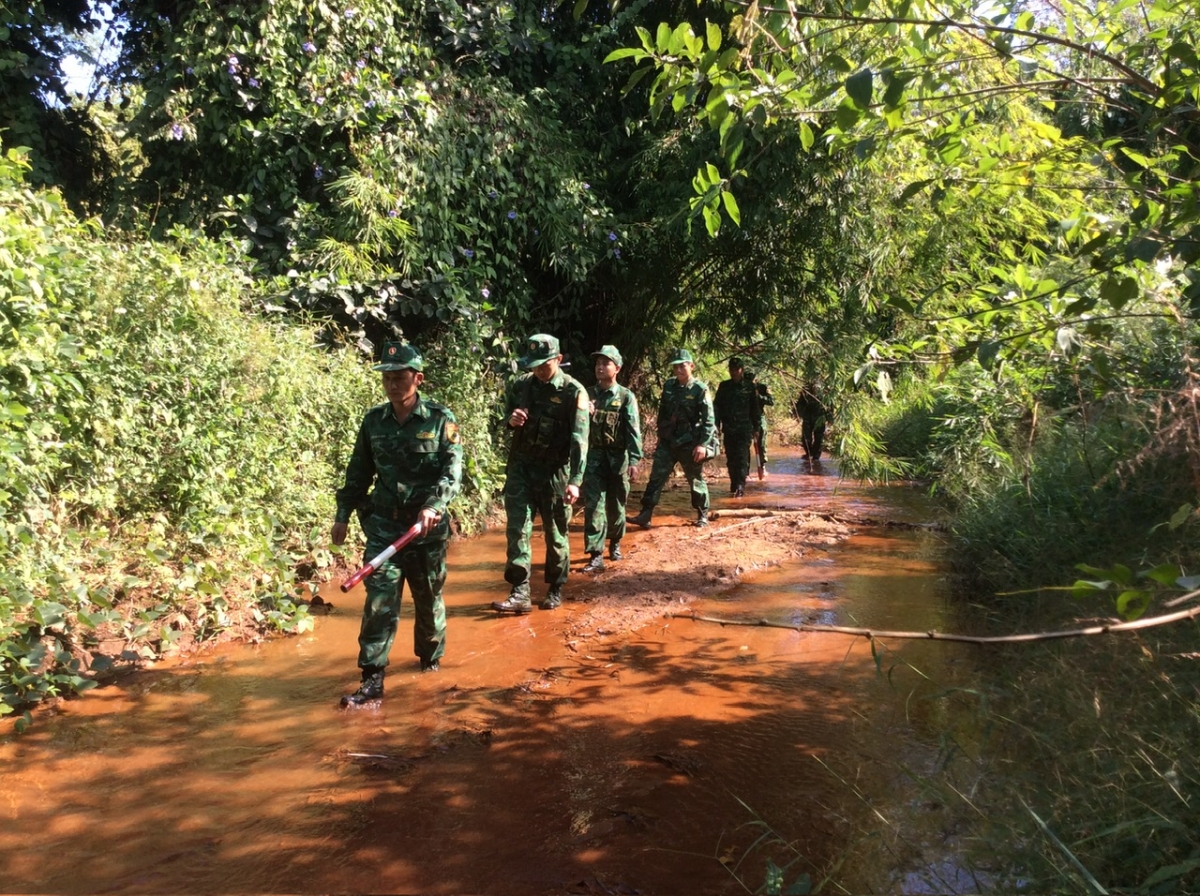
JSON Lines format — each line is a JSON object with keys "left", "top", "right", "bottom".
{"left": 568, "top": 382, "right": 590, "bottom": 486}
{"left": 697, "top": 387, "right": 718, "bottom": 448}
{"left": 334, "top": 412, "right": 376, "bottom": 525}
{"left": 425, "top": 411, "right": 464, "bottom": 517}
{"left": 624, "top": 390, "right": 644, "bottom": 464}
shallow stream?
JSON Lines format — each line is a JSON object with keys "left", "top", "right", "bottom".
{"left": 1, "top": 446, "right": 985, "bottom": 894}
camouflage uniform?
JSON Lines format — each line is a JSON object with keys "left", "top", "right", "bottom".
{"left": 584, "top": 364, "right": 643, "bottom": 558}
{"left": 336, "top": 387, "right": 462, "bottom": 672}
{"left": 503, "top": 356, "right": 590, "bottom": 591}
{"left": 637, "top": 362, "right": 717, "bottom": 517}
{"left": 713, "top": 363, "right": 759, "bottom": 493}
{"left": 794, "top": 386, "right": 831, "bottom": 461}
{"left": 746, "top": 369, "right": 775, "bottom": 472}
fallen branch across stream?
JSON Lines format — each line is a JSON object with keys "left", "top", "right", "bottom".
{"left": 665, "top": 597, "right": 1200, "bottom": 645}
{"left": 710, "top": 507, "right": 945, "bottom": 531}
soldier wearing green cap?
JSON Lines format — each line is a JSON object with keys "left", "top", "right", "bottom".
{"left": 333, "top": 341, "right": 463, "bottom": 706}
{"left": 713, "top": 356, "right": 759, "bottom": 497}
{"left": 581, "top": 345, "right": 643, "bottom": 573}
{"left": 745, "top": 368, "right": 774, "bottom": 479}
{"left": 629, "top": 348, "right": 717, "bottom": 529}
{"left": 492, "top": 333, "right": 590, "bottom": 613}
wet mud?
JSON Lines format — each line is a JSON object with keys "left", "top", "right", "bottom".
{"left": 0, "top": 447, "right": 970, "bottom": 894}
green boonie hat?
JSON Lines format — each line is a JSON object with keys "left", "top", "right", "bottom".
{"left": 519, "top": 333, "right": 561, "bottom": 369}
{"left": 374, "top": 341, "right": 424, "bottom": 372}
{"left": 668, "top": 348, "right": 695, "bottom": 365}
{"left": 591, "top": 345, "right": 624, "bottom": 367}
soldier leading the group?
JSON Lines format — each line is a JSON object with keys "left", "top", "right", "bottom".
{"left": 491, "top": 334, "right": 590, "bottom": 614}
{"left": 582, "top": 345, "right": 643, "bottom": 573}
{"left": 629, "top": 348, "right": 717, "bottom": 529}
{"left": 333, "top": 342, "right": 463, "bottom": 707}
{"left": 713, "top": 356, "right": 759, "bottom": 498}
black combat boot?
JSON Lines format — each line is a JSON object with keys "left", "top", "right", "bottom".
{"left": 629, "top": 507, "right": 653, "bottom": 529}
{"left": 609, "top": 542, "right": 622, "bottom": 561}
{"left": 734, "top": 484, "right": 745, "bottom": 498}
{"left": 341, "top": 666, "right": 384, "bottom": 707}
{"left": 694, "top": 509, "right": 709, "bottom": 528}
{"left": 583, "top": 552, "right": 605, "bottom": 573}
{"left": 540, "top": 586, "right": 563, "bottom": 610}
{"left": 492, "top": 583, "right": 532, "bottom": 614}
{"left": 420, "top": 659, "right": 440, "bottom": 673}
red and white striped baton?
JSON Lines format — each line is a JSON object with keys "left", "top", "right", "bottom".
{"left": 339, "top": 523, "right": 423, "bottom": 593}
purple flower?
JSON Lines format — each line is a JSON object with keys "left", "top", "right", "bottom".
{"left": 228, "top": 55, "right": 239, "bottom": 67}
{"left": 583, "top": 182, "right": 590, "bottom": 190}
{"left": 344, "top": 8, "right": 355, "bottom": 17}
{"left": 488, "top": 189, "right": 498, "bottom": 199}
{"left": 365, "top": 99, "right": 376, "bottom": 108}
{"left": 303, "top": 41, "right": 317, "bottom": 54}
{"left": 388, "top": 209, "right": 399, "bottom": 218}
{"left": 314, "top": 165, "right": 324, "bottom": 180}
{"left": 462, "top": 248, "right": 475, "bottom": 258}
{"left": 481, "top": 288, "right": 490, "bottom": 299}
{"left": 608, "top": 231, "right": 617, "bottom": 241}
{"left": 171, "top": 124, "right": 184, "bottom": 140}
{"left": 228, "top": 64, "right": 238, "bottom": 74}
{"left": 315, "top": 95, "right": 325, "bottom": 105}
{"left": 507, "top": 210, "right": 517, "bottom": 220}
{"left": 186, "top": 66, "right": 194, "bottom": 74}
{"left": 356, "top": 59, "right": 366, "bottom": 69}
{"left": 614, "top": 248, "right": 621, "bottom": 259}
{"left": 248, "top": 77, "right": 260, "bottom": 88}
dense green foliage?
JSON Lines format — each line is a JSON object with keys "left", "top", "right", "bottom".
{"left": 0, "top": 145, "right": 489, "bottom": 727}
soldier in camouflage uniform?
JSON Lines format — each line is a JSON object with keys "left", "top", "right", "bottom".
{"left": 492, "top": 334, "right": 590, "bottom": 613}
{"left": 713, "top": 357, "right": 759, "bottom": 497}
{"left": 582, "top": 345, "right": 643, "bottom": 573}
{"left": 629, "top": 349, "right": 717, "bottom": 529}
{"left": 745, "top": 368, "right": 775, "bottom": 479}
{"left": 333, "top": 342, "right": 463, "bottom": 707}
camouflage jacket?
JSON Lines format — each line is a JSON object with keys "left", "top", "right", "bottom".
{"left": 655, "top": 377, "right": 717, "bottom": 452}
{"left": 587, "top": 382, "right": 643, "bottom": 467}
{"left": 504, "top": 369, "right": 590, "bottom": 485}
{"left": 335, "top": 396, "right": 463, "bottom": 541}
{"left": 713, "top": 378, "right": 760, "bottom": 436}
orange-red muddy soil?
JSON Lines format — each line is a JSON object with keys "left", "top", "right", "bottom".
{"left": 1, "top": 449, "right": 965, "bottom": 895}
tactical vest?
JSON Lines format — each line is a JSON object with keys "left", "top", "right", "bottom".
{"left": 589, "top": 387, "right": 626, "bottom": 448}
{"left": 512, "top": 375, "right": 574, "bottom": 463}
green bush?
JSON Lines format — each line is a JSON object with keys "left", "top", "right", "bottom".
{"left": 2, "top": 145, "right": 476, "bottom": 725}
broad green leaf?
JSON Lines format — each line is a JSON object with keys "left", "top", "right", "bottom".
{"left": 720, "top": 190, "right": 741, "bottom": 226}
{"left": 1115, "top": 589, "right": 1152, "bottom": 620}
{"left": 706, "top": 21, "right": 722, "bottom": 52}
{"left": 1099, "top": 274, "right": 1138, "bottom": 310}
{"left": 845, "top": 69, "right": 873, "bottom": 109}
{"left": 799, "top": 121, "right": 814, "bottom": 151}
{"left": 1169, "top": 503, "right": 1194, "bottom": 530}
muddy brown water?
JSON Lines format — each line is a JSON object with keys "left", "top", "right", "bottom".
{"left": 0, "top": 446, "right": 979, "bottom": 895}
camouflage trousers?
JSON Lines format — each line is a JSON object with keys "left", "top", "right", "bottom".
{"left": 583, "top": 451, "right": 630, "bottom": 554}
{"left": 504, "top": 457, "right": 572, "bottom": 588}
{"left": 723, "top": 432, "right": 753, "bottom": 489}
{"left": 640, "top": 443, "right": 709, "bottom": 512}
{"left": 358, "top": 521, "right": 447, "bottom": 670}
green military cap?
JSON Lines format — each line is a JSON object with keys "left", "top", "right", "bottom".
{"left": 729, "top": 356, "right": 745, "bottom": 369}
{"left": 668, "top": 348, "right": 695, "bottom": 365}
{"left": 519, "top": 333, "right": 561, "bottom": 369}
{"left": 591, "top": 344, "right": 624, "bottom": 367}
{"left": 374, "top": 341, "right": 424, "bottom": 372}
